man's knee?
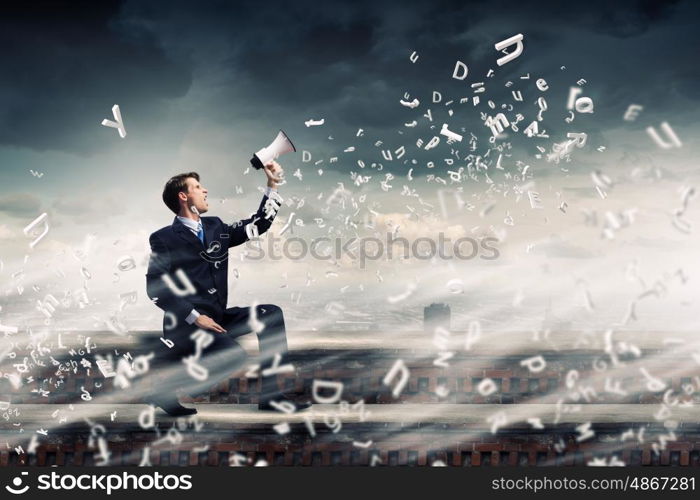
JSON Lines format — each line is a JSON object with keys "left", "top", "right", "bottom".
{"left": 260, "top": 303, "right": 283, "bottom": 319}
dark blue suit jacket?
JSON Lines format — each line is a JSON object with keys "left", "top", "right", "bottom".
{"left": 146, "top": 192, "right": 281, "bottom": 330}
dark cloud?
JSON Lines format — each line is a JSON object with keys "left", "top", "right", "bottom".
{"left": 152, "top": 0, "right": 697, "bottom": 177}
{"left": 0, "top": 0, "right": 192, "bottom": 155}
{"left": 2, "top": 0, "right": 699, "bottom": 170}
{"left": 583, "top": 0, "right": 682, "bottom": 38}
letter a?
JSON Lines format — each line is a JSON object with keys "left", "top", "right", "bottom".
{"left": 520, "top": 355, "right": 546, "bottom": 373}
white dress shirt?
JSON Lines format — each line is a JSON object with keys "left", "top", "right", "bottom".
{"left": 180, "top": 186, "right": 278, "bottom": 325}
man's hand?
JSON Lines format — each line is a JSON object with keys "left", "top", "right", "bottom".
{"left": 263, "top": 160, "right": 283, "bottom": 189}
{"left": 194, "top": 314, "right": 227, "bottom": 334}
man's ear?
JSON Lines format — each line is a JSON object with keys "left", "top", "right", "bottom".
{"left": 178, "top": 191, "right": 188, "bottom": 202}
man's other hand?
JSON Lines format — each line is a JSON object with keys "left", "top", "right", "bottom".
{"left": 195, "top": 314, "right": 227, "bottom": 333}
{"left": 263, "top": 160, "right": 283, "bottom": 189}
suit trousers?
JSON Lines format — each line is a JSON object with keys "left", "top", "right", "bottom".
{"left": 154, "top": 304, "right": 289, "bottom": 402}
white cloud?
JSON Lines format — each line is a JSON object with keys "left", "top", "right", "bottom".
{"left": 0, "top": 224, "right": 16, "bottom": 239}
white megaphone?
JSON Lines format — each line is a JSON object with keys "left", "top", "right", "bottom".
{"left": 250, "top": 130, "right": 296, "bottom": 170}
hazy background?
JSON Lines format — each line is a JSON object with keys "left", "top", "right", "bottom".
{"left": 1, "top": 0, "right": 698, "bottom": 334}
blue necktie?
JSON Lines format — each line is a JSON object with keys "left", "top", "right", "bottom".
{"left": 196, "top": 223, "right": 205, "bottom": 245}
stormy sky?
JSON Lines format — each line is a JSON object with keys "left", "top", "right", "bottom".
{"left": 0, "top": 0, "right": 699, "bottom": 333}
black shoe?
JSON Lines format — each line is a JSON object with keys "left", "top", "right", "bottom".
{"left": 148, "top": 396, "right": 197, "bottom": 417}
{"left": 258, "top": 395, "right": 312, "bottom": 412}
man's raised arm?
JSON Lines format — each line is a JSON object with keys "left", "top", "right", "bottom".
{"left": 221, "top": 187, "right": 283, "bottom": 248}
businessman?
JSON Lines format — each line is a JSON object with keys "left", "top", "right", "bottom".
{"left": 145, "top": 161, "right": 307, "bottom": 416}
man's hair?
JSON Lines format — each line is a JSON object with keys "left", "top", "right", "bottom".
{"left": 162, "top": 172, "right": 200, "bottom": 214}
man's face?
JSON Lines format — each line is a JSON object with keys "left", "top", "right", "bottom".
{"left": 181, "top": 177, "right": 209, "bottom": 214}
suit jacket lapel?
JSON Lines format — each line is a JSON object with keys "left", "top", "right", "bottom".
{"left": 172, "top": 217, "right": 204, "bottom": 251}
{"left": 202, "top": 218, "right": 218, "bottom": 251}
